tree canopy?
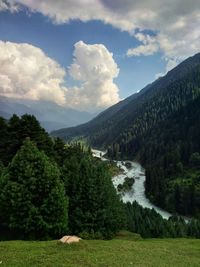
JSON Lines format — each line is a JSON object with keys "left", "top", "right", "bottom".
{"left": 0, "top": 139, "right": 68, "bottom": 240}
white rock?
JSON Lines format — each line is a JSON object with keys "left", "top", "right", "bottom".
{"left": 59, "top": 235, "right": 81, "bottom": 244}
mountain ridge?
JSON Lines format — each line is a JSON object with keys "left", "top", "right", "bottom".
{"left": 0, "top": 97, "right": 96, "bottom": 132}
{"left": 52, "top": 52, "right": 200, "bottom": 218}
{"left": 52, "top": 52, "right": 200, "bottom": 146}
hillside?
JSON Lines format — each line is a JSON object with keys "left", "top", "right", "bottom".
{"left": 142, "top": 94, "right": 200, "bottom": 215}
{"left": 52, "top": 53, "right": 200, "bottom": 217}
{"left": 1, "top": 236, "right": 200, "bottom": 267}
{"left": 51, "top": 83, "right": 153, "bottom": 142}
{"left": 52, "top": 53, "right": 200, "bottom": 147}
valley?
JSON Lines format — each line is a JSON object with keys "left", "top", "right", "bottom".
{"left": 53, "top": 53, "right": 200, "bottom": 219}
{"left": 1, "top": 2, "right": 200, "bottom": 266}
{"left": 93, "top": 149, "right": 183, "bottom": 220}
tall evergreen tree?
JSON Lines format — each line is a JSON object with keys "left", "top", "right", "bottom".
{"left": 1, "top": 114, "right": 54, "bottom": 165}
{"left": 0, "top": 139, "right": 68, "bottom": 240}
{"left": 67, "top": 157, "right": 124, "bottom": 239}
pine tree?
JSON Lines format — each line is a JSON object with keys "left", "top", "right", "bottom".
{"left": 0, "top": 139, "right": 68, "bottom": 240}
{"left": 2, "top": 114, "right": 54, "bottom": 165}
{"left": 67, "top": 157, "right": 124, "bottom": 239}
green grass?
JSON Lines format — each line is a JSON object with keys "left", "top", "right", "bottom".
{"left": 0, "top": 235, "right": 200, "bottom": 267}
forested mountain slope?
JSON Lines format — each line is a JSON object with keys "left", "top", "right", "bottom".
{"left": 142, "top": 95, "right": 200, "bottom": 216}
{"left": 52, "top": 53, "right": 200, "bottom": 217}
{"left": 52, "top": 53, "right": 200, "bottom": 151}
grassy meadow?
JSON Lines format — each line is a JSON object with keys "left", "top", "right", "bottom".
{"left": 0, "top": 233, "right": 200, "bottom": 267}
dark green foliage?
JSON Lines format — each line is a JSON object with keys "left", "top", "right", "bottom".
{"left": 51, "top": 139, "right": 125, "bottom": 239}
{"left": 0, "top": 114, "right": 126, "bottom": 240}
{"left": 65, "top": 155, "right": 125, "bottom": 239}
{"left": 0, "top": 139, "right": 68, "bottom": 240}
{"left": 1, "top": 114, "right": 54, "bottom": 165}
{"left": 0, "top": 160, "right": 4, "bottom": 173}
{"left": 124, "top": 201, "right": 200, "bottom": 238}
{"left": 117, "top": 177, "right": 135, "bottom": 192}
{"left": 142, "top": 97, "right": 200, "bottom": 217}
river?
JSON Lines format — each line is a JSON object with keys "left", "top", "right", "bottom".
{"left": 92, "top": 149, "right": 173, "bottom": 220}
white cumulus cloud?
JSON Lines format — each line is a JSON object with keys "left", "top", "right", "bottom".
{"left": 0, "top": 40, "right": 120, "bottom": 111}
{"left": 0, "top": 41, "right": 67, "bottom": 105}
{"left": 67, "top": 41, "right": 120, "bottom": 110}
{"left": 5, "top": 0, "right": 200, "bottom": 73}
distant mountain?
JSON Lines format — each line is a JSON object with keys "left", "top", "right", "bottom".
{"left": 52, "top": 53, "right": 200, "bottom": 217}
{"left": 50, "top": 84, "right": 150, "bottom": 141}
{"left": 0, "top": 97, "right": 96, "bottom": 132}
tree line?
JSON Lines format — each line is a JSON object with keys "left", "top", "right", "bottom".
{"left": 0, "top": 114, "right": 124, "bottom": 240}
{"left": 0, "top": 114, "right": 200, "bottom": 240}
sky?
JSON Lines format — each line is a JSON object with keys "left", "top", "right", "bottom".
{"left": 0, "top": 0, "right": 200, "bottom": 112}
